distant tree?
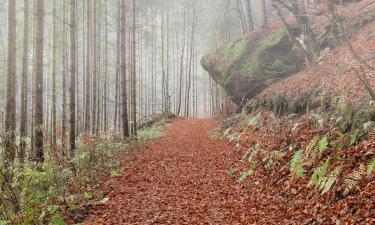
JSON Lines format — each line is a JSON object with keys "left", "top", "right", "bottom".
{"left": 84, "top": 0, "right": 92, "bottom": 133}
{"left": 51, "top": 0, "right": 57, "bottom": 147}
{"left": 132, "top": 0, "right": 137, "bottom": 135}
{"left": 32, "top": 0, "right": 45, "bottom": 163}
{"left": 4, "top": 0, "right": 17, "bottom": 164}
{"left": 20, "top": 0, "right": 29, "bottom": 164}
{"left": 69, "top": 0, "right": 77, "bottom": 156}
{"left": 120, "top": 0, "right": 129, "bottom": 138}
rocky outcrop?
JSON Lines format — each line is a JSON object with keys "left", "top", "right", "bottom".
{"left": 201, "top": 29, "right": 304, "bottom": 107}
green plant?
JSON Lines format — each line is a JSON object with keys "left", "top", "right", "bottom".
{"left": 137, "top": 122, "right": 166, "bottom": 142}
{"left": 308, "top": 159, "right": 330, "bottom": 187}
{"left": 227, "top": 168, "right": 238, "bottom": 177}
{"left": 343, "top": 164, "right": 366, "bottom": 196}
{"left": 239, "top": 170, "right": 253, "bottom": 182}
{"left": 319, "top": 136, "right": 329, "bottom": 153}
{"left": 290, "top": 150, "right": 305, "bottom": 178}
{"left": 249, "top": 113, "right": 261, "bottom": 126}
{"left": 320, "top": 166, "right": 342, "bottom": 194}
{"left": 367, "top": 158, "right": 375, "bottom": 175}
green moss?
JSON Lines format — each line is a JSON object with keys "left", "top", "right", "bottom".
{"left": 265, "top": 59, "right": 298, "bottom": 76}
{"left": 244, "top": 30, "right": 290, "bottom": 77}
{"left": 259, "top": 30, "right": 288, "bottom": 50}
{"left": 216, "top": 37, "right": 250, "bottom": 63}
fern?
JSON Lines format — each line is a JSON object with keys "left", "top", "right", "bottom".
{"left": 290, "top": 150, "right": 305, "bottom": 178}
{"left": 304, "top": 136, "right": 320, "bottom": 165}
{"left": 319, "top": 136, "right": 329, "bottom": 153}
{"left": 239, "top": 170, "right": 253, "bottom": 182}
{"left": 343, "top": 164, "right": 366, "bottom": 195}
{"left": 308, "top": 159, "right": 330, "bottom": 187}
{"left": 227, "top": 168, "right": 238, "bottom": 177}
{"left": 249, "top": 113, "right": 261, "bottom": 126}
{"left": 367, "top": 158, "right": 375, "bottom": 175}
{"left": 321, "top": 166, "right": 342, "bottom": 194}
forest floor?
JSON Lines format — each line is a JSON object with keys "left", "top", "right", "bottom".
{"left": 84, "top": 118, "right": 284, "bottom": 224}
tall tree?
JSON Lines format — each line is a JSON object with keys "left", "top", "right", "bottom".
{"left": 261, "top": 0, "right": 268, "bottom": 27}
{"left": 20, "top": 0, "right": 29, "bottom": 164}
{"left": 245, "top": 0, "right": 254, "bottom": 31}
{"left": 120, "top": 0, "right": 129, "bottom": 138}
{"left": 32, "top": 0, "right": 45, "bottom": 163}
{"left": 131, "top": 0, "right": 137, "bottom": 135}
{"left": 69, "top": 0, "right": 77, "bottom": 155}
{"left": 84, "top": 0, "right": 91, "bottom": 132}
{"left": 51, "top": 0, "right": 57, "bottom": 147}
{"left": 62, "top": 0, "right": 67, "bottom": 151}
{"left": 103, "top": 0, "right": 108, "bottom": 131}
{"left": 114, "top": 0, "right": 121, "bottom": 131}
{"left": 92, "top": 0, "right": 98, "bottom": 134}
{"left": 4, "top": 0, "right": 17, "bottom": 164}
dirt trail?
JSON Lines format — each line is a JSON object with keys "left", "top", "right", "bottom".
{"left": 85, "top": 118, "right": 275, "bottom": 224}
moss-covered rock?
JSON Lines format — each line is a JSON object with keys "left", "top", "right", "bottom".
{"left": 201, "top": 29, "right": 304, "bottom": 106}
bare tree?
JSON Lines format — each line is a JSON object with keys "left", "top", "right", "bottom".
{"left": 4, "top": 0, "right": 17, "bottom": 164}
{"left": 69, "top": 0, "right": 77, "bottom": 156}
{"left": 120, "top": 0, "right": 129, "bottom": 138}
{"left": 32, "top": 0, "right": 45, "bottom": 163}
{"left": 19, "top": 0, "right": 29, "bottom": 164}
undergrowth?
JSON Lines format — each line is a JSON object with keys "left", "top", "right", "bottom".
{"left": 224, "top": 108, "right": 374, "bottom": 198}
{"left": 0, "top": 120, "right": 168, "bottom": 225}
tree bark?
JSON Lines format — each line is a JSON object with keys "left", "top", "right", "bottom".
{"left": 69, "top": 0, "right": 76, "bottom": 156}
{"left": 51, "top": 0, "right": 57, "bottom": 147}
{"left": 20, "top": 0, "right": 29, "bottom": 164}
{"left": 32, "top": 0, "right": 45, "bottom": 163}
{"left": 132, "top": 0, "right": 137, "bottom": 135}
{"left": 120, "top": 0, "right": 129, "bottom": 138}
{"left": 4, "top": 0, "right": 17, "bottom": 164}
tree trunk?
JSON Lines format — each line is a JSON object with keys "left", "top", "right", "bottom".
{"left": 69, "top": 0, "right": 76, "bottom": 156}
{"left": 51, "top": 0, "right": 57, "bottom": 147}
{"left": 114, "top": 0, "right": 121, "bottom": 131}
{"left": 62, "top": 0, "right": 67, "bottom": 152}
{"left": 20, "top": 0, "right": 29, "bottom": 164}
{"left": 4, "top": 0, "right": 17, "bottom": 164}
{"left": 132, "top": 0, "right": 137, "bottom": 135}
{"left": 92, "top": 0, "right": 98, "bottom": 134}
{"left": 121, "top": 0, "right": 129, "bottom": 138}
{"left": 84, "top": 0, "right": 91, "bottom": 132}
{"left": 245, "top": 0, "right": 254, "bottom": 31}
{"left": 261, "top": 0, "right": 268, "bottom": 27}
{"left": 104, "top": 0, "right": 108, "bottom": 132}
{"left": 32, "top": 0, "right": 45, "bottom": 163}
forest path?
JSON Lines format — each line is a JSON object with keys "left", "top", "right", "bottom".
{"left": 85, "top": 118, "right": 273, "bottom": 224}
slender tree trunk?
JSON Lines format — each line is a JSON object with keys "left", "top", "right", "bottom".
{"left": 51, "top": 0, "right": 57, "bottom": 147}
{"left": 20, "top": 0, "right": 29, "bottom": 164}
{"left": 104, "top": 0, "right": 108, "bottom": 131}
{"left": 69, "top": 0, "right": 76, "bottom": 156}
{"left": 62, "top": 0, "right": 67, "bottom": 152}
{"left": 261, "top": 0, "right": 268, "bottom": 27}
{"left": 84, "top": 0, "right": 91, "bottom": 132}
{"left": 121, "top": 0, "right": 129, "bottom": 138}
{"left": 32, "top": 0, "right": 45, "bottom": 163}
{"left": 132, "top": 0, "right": 137, "bottom": 135}
{"left": 245, "top": 0, "right": 254, "bottom": 31}
{"left": 4, "top": 0, "right": 17, "bottom": 164}
{"left": 92, "top": 0, "right": 98, "bottom": 134}
{"left": 114, "top": 0, "right": 121, "bottom": 131}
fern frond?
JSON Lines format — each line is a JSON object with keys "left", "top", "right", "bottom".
{"left": 367, "top": 158, "right": 375, "bottom": 175}
{"left": 308, "top": 159, "right": 330, "bottom": 188}
{"left": 290, "top": 150, "right": 305, "bottom": 178}
{"left": 306, "top": 136, "right": 319, "bottom": 155}
{"left": 343, "top": 164, "right": 366, "bottom": 195}
{"left": 319, "top": 136, "right": 329, "bottom": 153}
{"left": 321, "top": 166, "right": 342, "bottom": 194}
